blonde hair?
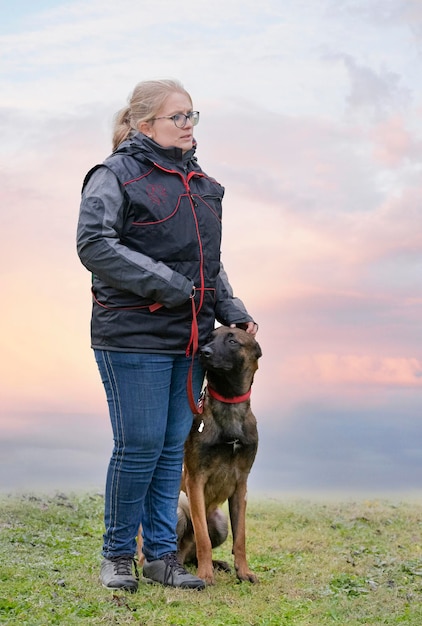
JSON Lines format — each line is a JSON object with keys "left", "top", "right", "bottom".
{"left": 112, "top": 79, "right": 192, "bottom": 151}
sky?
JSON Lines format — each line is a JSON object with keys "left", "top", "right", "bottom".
{"left": 1, "top": 0, "right": 422, "bottom": 499}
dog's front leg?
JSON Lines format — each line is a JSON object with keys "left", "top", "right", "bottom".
{"left": 185, "top": 477, "right": 215, "bottom": 585}
{"left": 229, "top": 482, "right": 258, "bottom": 583}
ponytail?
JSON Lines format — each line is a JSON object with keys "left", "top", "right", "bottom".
{"left": 112, "top": 106, "right": 132, "bottom": 151}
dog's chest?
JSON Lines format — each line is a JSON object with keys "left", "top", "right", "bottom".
{"left": 195, "top": 418, "right": 257, "bottom": 462}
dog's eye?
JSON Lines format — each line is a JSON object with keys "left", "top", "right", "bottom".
{"left": 226, "top": 332, "right": 238, "bottom": 346}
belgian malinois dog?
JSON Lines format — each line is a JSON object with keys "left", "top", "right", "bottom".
{"left": 178, "top": 325, "right": 262, "bottom": 585}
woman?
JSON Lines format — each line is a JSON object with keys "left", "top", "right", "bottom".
{"left": 77, "top": 79, "right": 257, "bottom": 592}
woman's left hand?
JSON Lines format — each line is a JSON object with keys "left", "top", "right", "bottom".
{"left": 230, "top": 322, "right": 259, "bottom": 336}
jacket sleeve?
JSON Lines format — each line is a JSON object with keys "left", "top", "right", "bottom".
{"left": 214, "top": 263, "right": 255, "bottom": 326}
{"left": 76, "top": 166, "right": 193, "bottom": 308}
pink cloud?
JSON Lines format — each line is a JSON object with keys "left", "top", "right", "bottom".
{"left": 279, "top": 353, "right": 422, "bottom": 388}
{"left": 371, "top": 115, "right": 418, "bottom": 167}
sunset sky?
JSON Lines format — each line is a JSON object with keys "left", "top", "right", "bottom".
{"left": 1, "top": 0, "right": 421, "bottom": 498}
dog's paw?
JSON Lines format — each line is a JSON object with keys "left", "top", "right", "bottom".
{"left": 197, "top": 566, "right": 216, "bottom": 586}
{"left": 236, "top": 568, "right": 259, "bottom": 584}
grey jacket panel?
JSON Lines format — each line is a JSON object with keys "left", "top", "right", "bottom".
{"left": 215, "top": 264, "right": 252, "bottom": 325}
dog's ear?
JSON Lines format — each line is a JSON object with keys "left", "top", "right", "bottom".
{"left": 254, "top": 340, "right": 262, "bottom": 360}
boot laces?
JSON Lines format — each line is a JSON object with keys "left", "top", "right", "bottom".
{"left": 112, "top": 555, "right": 139, "bottom": 579}
{"left": 162, "top": 553, "right": 189, "bottom": 583}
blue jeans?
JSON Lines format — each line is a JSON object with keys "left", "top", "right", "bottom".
{"left": 94, "top": 350, "right": 204, "bottom": 561}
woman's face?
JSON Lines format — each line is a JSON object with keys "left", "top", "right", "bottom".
{"left": 141, "top": 91, "right": 195, "bottom": 154}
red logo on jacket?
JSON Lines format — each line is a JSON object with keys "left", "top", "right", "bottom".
{"left": 146, "top": 184, "right": 168, "bottom": 205}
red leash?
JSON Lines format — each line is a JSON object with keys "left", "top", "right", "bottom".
{"left": 186, "top": 293, "right": 252, "bottom": 413}
{"left": 186, "top": 291, "right": 205, "bottom": 415}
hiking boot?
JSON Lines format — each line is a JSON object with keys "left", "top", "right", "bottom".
{"left": 143, "top": 553, "right": 205, "bottom": 589}
{"left": 100, "top": 555, "right": 139, "bottom": 592}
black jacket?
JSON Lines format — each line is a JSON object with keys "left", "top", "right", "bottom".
{"left": 77, "top": 133, "right": 253, "bottom": 353}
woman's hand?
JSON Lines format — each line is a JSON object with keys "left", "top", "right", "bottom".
{"left": 230, "top": 322, "right": 259, "bottom": 336}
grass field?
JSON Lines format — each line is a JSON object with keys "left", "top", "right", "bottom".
{"left": 1, "top": 492, "right": 422, "bottom": 625}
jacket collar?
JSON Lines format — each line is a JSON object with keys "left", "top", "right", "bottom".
{"left": 116, "top": 131, "right": 197, "bottom": 170}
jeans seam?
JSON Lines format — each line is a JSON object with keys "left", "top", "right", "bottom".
{"left": 103, "top": 350, "right": 125, "bottom": 555}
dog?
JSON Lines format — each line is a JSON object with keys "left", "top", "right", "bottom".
{"left": 178, "top": 325, "right": 262, "bottom": 585}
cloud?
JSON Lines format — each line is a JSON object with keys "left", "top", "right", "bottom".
{"left": 328, "top": 0, "right": 422, "bottom": 34}
{"left": 279, "top": 354, "right": 422, "bottom": 388}
{"left": 344, "top": 56, "right": 410, "bottom": 113}
{"left": 371, "top": 114, "right": 422, "bottom": 166}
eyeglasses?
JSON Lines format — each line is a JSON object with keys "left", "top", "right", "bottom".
{"left": 152, "top": 111, "right": 200, "bottom": 128}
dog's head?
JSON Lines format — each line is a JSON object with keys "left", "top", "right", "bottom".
{"left": 199, "top": 326, "right": 262, "bottom": 393}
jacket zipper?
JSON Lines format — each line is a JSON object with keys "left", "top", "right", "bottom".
{"left": 153, "top": 162, "right": 205, "bottom": 312}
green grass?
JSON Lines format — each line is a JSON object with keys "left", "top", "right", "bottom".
{"left": 1, "top": 493, "right": 422, "bottom": 624}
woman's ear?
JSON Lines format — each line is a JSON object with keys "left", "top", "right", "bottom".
{"left": 138, "top": 121, "right": 153, "bottom": 138}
